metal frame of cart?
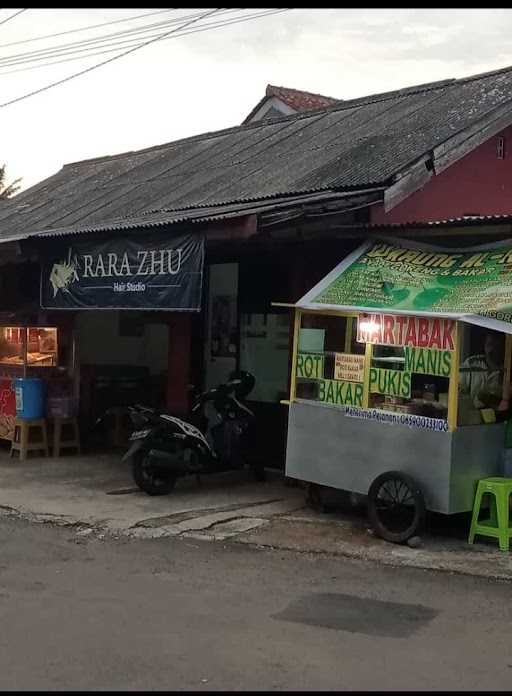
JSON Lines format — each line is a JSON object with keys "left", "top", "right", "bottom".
{"left": 283, "top": 306, "right": 511, "bottom": 516}
{"left": 277, "top": 237, "right": 512, "bottom": 539}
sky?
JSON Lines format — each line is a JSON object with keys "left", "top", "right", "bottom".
{"left": 2, "top": 7, "right": 512, "bottom": 193}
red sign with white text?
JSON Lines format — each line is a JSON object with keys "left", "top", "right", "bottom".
{"left": 357, "top": 313, "right": 455, "bottom": 351}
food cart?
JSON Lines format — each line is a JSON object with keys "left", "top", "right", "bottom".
{"left": 282, "top": 237, "right": 512, "bottom": 542}
{"left": 0, "top": 323, "right": 75, "bottom": 441}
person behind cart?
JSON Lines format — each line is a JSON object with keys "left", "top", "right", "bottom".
{"left": 459, "top": 331, "right": 504, "bottom": 410}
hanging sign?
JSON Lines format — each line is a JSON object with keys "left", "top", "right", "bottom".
{"left": 334, "top": 352, "right": 365, "bottom": 382}
{"left": 298, "top": 237, "right": 512, "bottom": 335}
{"left": 41, "top": 231, "right": 204, "bottom": 310}
{"left": 357, "top": 313, "right": 455, "bottom": 350}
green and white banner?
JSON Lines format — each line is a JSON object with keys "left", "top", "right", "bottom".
{"left": 297, "top": 237, "right": 512, "bottom": 334}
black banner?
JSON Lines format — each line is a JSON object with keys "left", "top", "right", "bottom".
{"left": 41, "top": 231, "right": 204, "bottom": 310}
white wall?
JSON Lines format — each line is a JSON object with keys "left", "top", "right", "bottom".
{"left": 76, "top": 311, "right": 168, "bottom": 374}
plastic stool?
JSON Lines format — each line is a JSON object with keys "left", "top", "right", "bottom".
{"left": 10, "top": 418, "right": 49, "bottom": 460}
{"left": 52, "top": 417, "right": 81, "bottom": 457}
{"left": 468, "top": 477, "right": 512, "bottom": 551}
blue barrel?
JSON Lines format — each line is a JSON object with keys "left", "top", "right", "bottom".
{"left": 14, "top": 378, "right": 45, "bottom": 420}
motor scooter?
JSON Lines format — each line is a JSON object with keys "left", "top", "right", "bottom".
{"left": 122, "top": 371, "right": 265, "bottom": 495}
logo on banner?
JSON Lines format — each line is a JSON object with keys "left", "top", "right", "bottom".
{"left": 49, "top": 250, "right": 79, "bottom": 297}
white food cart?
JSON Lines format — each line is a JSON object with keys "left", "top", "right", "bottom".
{"left": 281, "top": 237, "right": 512, "bottom": 542}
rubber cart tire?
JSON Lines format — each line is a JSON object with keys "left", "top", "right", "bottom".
{"left": 367, "top": 470, "right": 426, "bottom": 544}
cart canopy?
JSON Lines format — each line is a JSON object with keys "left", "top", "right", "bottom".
{"left": 297, "top": 237, "right": 512, "bottom": 334}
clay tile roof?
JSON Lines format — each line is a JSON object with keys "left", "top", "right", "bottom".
{"left": 265, "top": 83, "right": 340, "bottom": 111}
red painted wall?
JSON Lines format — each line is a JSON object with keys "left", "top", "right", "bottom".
{"left": 371, "top": 126, "right": 512, "bottom": 224}
{"left": 167, "top": 314, "right": 192, "bottom": 417}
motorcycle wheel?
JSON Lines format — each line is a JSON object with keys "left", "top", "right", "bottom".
{"left": 132, "top": 452, "right": 177, "bottom": 496}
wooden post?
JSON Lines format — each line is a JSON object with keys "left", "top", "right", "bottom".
{"left": 447, "top": 321, "right": 460, "bottom": 432}
{"left": 289, "top": 309, "right": 301, "bottom": 402}
{"left": 362, "top": 341, "right": 373, "bottom": 409}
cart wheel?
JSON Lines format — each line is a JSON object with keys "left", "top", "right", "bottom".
{"left": 367, "top": 471, "right": 426, "bottom": 544}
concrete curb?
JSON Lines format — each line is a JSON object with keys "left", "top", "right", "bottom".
{"left": 2, "top": 497, "right": 512, "bottom": 583}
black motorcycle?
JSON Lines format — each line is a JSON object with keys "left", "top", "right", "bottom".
{"left": 122, "top": 371, "right": 265, "bottom": 495}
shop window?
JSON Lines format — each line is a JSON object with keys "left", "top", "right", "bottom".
{"left": 0, "top": 327, "right": 23, "bottom": 366}
{"left": 368, "top": 342, "right": 449, "bottom": 421}
{"left": 360, "top": 313, "right": 450, "bottom": 421}
{"left": 0, "top": 326, "right": 58, "bottom": 367}
{"left": 27, "top": 327, "right": 58, "bottom": 367}
{"left": 295, "top": 313, "right": 364, "bottom": 407}
{"left": 458, "top": 324, "right": 506, "bottom": 426}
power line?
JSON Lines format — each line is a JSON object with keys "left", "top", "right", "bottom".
{"left": 0, "top": 8, "right": 222, "bottom": 108}
{"left": 0, "top": 8, "right": 257, "bottom": 71}
{"left": 0, "top": 8, "right": 242, "bottom": 67}
{"left": 0, "top": 9, "right": 194, "bottom": 62}
{"left": 0, "top": 8, "right": 179, "bottom": 48}
{"left": 0, "top": 8, "right": 291, "bottom": 78}
{"left": 0, "top": 8, "right": 27, "bottom": 26}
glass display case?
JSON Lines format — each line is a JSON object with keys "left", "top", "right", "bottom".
{"left": 0, "top": 326, "right": 58, "bottom": 367}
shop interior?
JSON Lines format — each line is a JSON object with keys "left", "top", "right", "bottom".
{"left": 295, "top": 312, "right": 510, "bottom": 428}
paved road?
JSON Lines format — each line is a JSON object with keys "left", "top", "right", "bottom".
{"left": 0, "top": 516, "right": 511, "bottom": 691}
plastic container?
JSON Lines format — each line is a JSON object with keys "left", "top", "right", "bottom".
{"left": 14, "top": 378, "right": 45, "bottom": 420}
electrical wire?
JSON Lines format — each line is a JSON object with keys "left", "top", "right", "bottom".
{"left": 0, "top": 8, "right": 179, "bottom": 48}
{"left": 0, "top": 8, "right": 290, "bottom": 77}
{"left": 0, "top": 8, "right": 243, "bottom": 67}
{"left": 0, "top": 8, "right": 222, "bottom": 108}
{"left": 0, "top": 8, "right": 277, "bottom": 72}
{"left": 0, "top": 8, "right": 27, "bottom": 26}
{"left": 0, "top": 9, "right": 221, "bottom": 64}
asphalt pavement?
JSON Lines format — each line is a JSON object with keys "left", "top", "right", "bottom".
{"left": 0, "top": 515, "right": 511, "bottom": 690}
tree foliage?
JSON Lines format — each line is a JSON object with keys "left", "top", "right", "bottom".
{"left": 0, "top": 164, "right": 21, "bottom": 200}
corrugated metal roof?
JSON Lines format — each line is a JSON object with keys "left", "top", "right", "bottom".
{"left": 369, "top": 213, "right": 512, "bottom": 229}
{"left": 3, "top": 63, "right": 512, "bottom": 241}
{"left": 5, "top": 189, "right": 382, "bottom": 243}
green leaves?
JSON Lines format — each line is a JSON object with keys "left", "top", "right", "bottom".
{"left": 0, "top": 164, "right": 22, "bottom": 200}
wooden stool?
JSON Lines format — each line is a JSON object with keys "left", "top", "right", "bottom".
{"left": 10, "top": 418, "right": 49, "bottom": 460}
{"left": 53, "top": 417, "right": 81, "bottom": 457}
